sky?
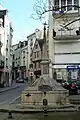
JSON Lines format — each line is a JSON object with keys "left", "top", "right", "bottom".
{"left": 2, "top": 0, "right": 44, "bottom": 45}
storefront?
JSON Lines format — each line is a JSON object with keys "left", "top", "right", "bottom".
{"left": 67, "top": 65, "right": 80, "bottom": 80}
{"left": 53, "top": 65, "right": 80, "bottom": 82}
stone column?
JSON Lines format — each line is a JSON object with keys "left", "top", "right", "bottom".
{"left": 40, "top": 24, "right": 49, "bottom": 76}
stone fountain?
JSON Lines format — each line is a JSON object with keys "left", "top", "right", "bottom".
{"left": 18, "top": 23, "right": 69, "bottom": 109}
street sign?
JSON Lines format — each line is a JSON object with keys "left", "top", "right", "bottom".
{"left": 67, "top": 65, "right": 80, "bottom": 70}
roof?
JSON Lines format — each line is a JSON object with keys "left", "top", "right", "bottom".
{"left": 27, "top": 32, "right": 35, "bottom": 38}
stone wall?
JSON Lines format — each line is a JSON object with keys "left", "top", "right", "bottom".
{"left": 21, "top": 90, "right": 69, "bottom": 106}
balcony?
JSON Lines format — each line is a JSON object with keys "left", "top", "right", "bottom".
{"left": 54, "top": 28, "right": 80, "bottom": 41}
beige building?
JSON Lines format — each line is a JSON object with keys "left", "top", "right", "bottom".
{"left": 31, "top": 27, "right": 49, "bottom": 79}
{"left": 12, "top": 41, "right": 28, "bottom": 80}
{"left": 31, "top": 39, "right": 41, "bottom": 78}
{"left": 48, "top": 0, "right": 80, "bottom": 81}
{"left": 0, "top": 41, "right": 4, "bottom": 87}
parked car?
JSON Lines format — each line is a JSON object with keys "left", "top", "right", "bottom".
{"left": 62, "top": 79, "right": 77, "bottom": 94}
{"left": 69, "top": 82, "right": 77, "bottom": 94}
{"left": 16, "top": 78, "right": 24, "bottom": 83}
{"left": 61, "top": 81, "right": 69, "bottom": 89}
{"left": 76, "top": 80, "right": 80, "bottom": 94}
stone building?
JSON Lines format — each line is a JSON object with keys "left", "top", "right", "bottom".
{"left": 48, "top": 0, "right": 80, "bottom": 82}
{"left": 0, "top": 5, "right": 13, "bottom": 86}
{"left": 31, "top": 39, "right": 41, "bottom": 79}
{"left": 0, "top": 41, "right": 4, "bottom": 87}
{"left": 12, "top": 41, "right": 28, "bottom": 80}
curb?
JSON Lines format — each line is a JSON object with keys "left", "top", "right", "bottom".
{"left": 0, "top": 86, "right": 20, "bottom": 93}
{"left": 0, "top": 104, "right": 79, "bottom": 113}
{"left": 0, "top": 108, "right": 77, "bottom": 113}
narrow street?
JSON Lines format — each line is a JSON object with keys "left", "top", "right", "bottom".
{"left": 0, "top": 82, "right": 27, "bottom": 106}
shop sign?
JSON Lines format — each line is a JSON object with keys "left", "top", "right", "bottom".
{"left": 71, "top": 71, "right": 77, "bottom": 79}
{"left": 57, "top": 72, "right": 62, "bottom": 80}
{"left": 67, "top": 65, "right": 80, "bottom": 69}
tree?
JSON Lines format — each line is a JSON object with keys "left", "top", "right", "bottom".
{"left": 31, "top": 0, "right": 48, "bottom": 20}
{"left": 31, "top": 0, "right": 80, "bottom": 29}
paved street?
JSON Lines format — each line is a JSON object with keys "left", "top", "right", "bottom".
{"left": 0, "top": 112, "right": 80, "bottom": 120}
{"left": 69, "top": 94, "right": 80, "bottom": 104}
{"left": 0, "top": 82, "right": 27, "bottom": 106}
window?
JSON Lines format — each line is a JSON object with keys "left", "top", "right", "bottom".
{"left": 61, "top": 0, "right": 66, "bottom": 11}
{"left": 31, "top": 47, "right": 32, "bottom": 51}
{"left": 30, "top": 41, "right": 33, "bottom": 46}
{"left": 67, "top": 0, "right": 72, "bottom": 11}
{"left": 23, "top": 51, "right": 25, "bottom": 58}
{"left": 6, "top": 48, "right": 8, "bottom": 51}
{"left": 6, "top": 58, "right": 8, "bottom": 67}
{"left": 34, "top": 63, "right": 36, "bottom": 69}
{"left": 38, "top": 62, "right": 40, "bottom": 68}
{"left": 23, "top": 60, "right": 25, "bottom": 66}
{"left": 36, "top": 51, "right": 39, "bottom": 58}
{"left": 25, "top": 41, "right": 28, "bottom": 46}
{"left": 34, "top": 52, "right": 36, "bottom": 58}
{"left": 74, "top": 0, "right": 79, "bottom": 10}
{"left": 13, "top": 54, "right": 15, "bottom": 59}
{"left": 54, "top": 0, "right": 59, "bottom": 11}
{"left": 35, "top": 44, "right": 38, "bottom": 49}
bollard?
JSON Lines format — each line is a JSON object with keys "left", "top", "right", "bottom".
{"left": 8, "top": 111, "right": 12, "bottom": 118}
{"left": 44, "top": 107, "right": 48, "bottom": 116}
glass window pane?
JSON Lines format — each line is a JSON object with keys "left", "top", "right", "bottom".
{"left": 61, "top": 0, "right": 66, "bottom": 11}
{"left": 54, "top": 0, "right": 59, "bottom": 11}
{"left": 67, "top": 0, "right": 72, "bottom": 11}
{"left": 74, "top": 0, "right": 79, "bottom": 10}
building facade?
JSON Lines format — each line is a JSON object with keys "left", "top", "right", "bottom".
{"left": 0, "top": 5, "right": 13, "bottom": 86}
{"left": 0, "top": 41, "right": 4, "bottom": 87}
{"left": 31, "top": 40, "right": 41, "bottom": 79}
{"left": 12, "top": 41, "right": 28, "bottom": 80}
{"left": 27, "top": 32, "right": 36, "bottom": 77}
{"left": 48, "top": 0, "right": 80, "bottom": 81}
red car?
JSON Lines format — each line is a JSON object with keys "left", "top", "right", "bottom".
{"left": 69, "top": 82, "right": 77, "bottom": 94}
